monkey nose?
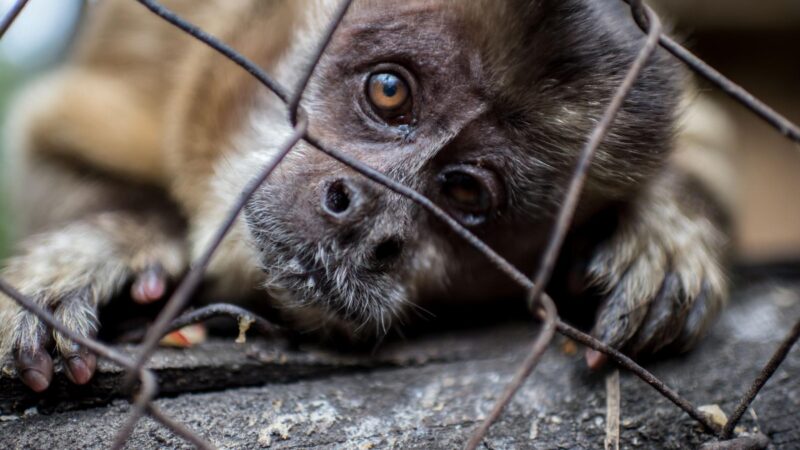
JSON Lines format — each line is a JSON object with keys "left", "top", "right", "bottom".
{"left": 320, "top": 178, "right": 406, "bottom": 267}
{"left": 321, "top": 177, "right": 363, "bottom": 220}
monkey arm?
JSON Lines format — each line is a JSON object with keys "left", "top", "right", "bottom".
{"left": 582, "top": 167, "right": 729, "bottom": 367}
{"left": 1, "top": 73, "right": 188, "bottom": 391}
{"left": 0, "top": 209, "right": 187, "bottom": 392}
{"left": 578, "top": 98, "right": 735, "bottom": 368}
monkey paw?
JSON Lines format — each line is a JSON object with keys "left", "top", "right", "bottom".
{"left": 582, "top": 209, "right": 728, "bottom": 369}
{"left": 0, "top": 225, "right": 182, "bottom": 391}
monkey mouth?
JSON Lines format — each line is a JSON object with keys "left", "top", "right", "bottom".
{"left": 257, "top": 243, "right": 411, "bottom": 334}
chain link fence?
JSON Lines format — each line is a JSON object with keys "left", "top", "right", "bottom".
{"left": 0, "top": 0, "right": 799, "bottom": 448}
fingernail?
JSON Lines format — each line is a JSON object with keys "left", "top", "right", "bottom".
{"left": 21, "top": 369, "right": 50, "bottom": 392}
{"left": 66, "top": 356, "right": 92, "bottom": 385}
{"left": 585, "top": 349, "right": 607, "bottom": 370}
{"left": 144, "top": 274, "right": 165, "bottom": 299}
{"left": 132, "top": 271, "right": 166, "bottom": 304}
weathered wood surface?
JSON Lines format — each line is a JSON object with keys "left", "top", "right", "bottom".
{"left": 0, "top": 279, "right": 799, "bottom": 449}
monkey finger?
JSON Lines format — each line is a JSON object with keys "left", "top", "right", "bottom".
{"left": 60, "top": 343, "right": 97, "bottom": 385}
{"left": 628, "top": 273, "right": 690, "bottom": 357}
{"left": 53, "top": 291, "right": 100, "bottom": 385}
{"left": 587, "top": 282, "right": 652, "bottom": 370}
{"left": 585, "top": 348, "right": 608, "bottom": 371}
{"left": 131, "top": 264, "right": 168, "bottom": 304}
{"left": 670, "top": 281, "right": 721, "bottom": 354}
{"left": 14, "top": 316, "right": 54, "bottom": 392}
{"left": 16, "top": 348, "right": 54, "bottom": 393}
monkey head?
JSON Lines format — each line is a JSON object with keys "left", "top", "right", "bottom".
{"left": 238, "top": 0, "right": 682, "bottom": 335}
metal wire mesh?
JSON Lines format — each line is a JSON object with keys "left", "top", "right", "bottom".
{"left": 0, "top": 0, "right": 798, "bottom": 448}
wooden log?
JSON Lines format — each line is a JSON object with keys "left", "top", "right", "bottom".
{"left": 0, "top": 280, "right": 798, "bottom": 448}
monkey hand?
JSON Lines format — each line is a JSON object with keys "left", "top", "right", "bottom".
{"left": 582, "top": 176, "right": 728, "bottom": 369}
{"left": 0, "top": 214, "right": 185, "bottom": 391}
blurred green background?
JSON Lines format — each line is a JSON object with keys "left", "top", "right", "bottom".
{"left": 0, "top": 0, "right": 83, "bottom": 258}
{"left": 0, "top": 62, "right": 20, "bottom": 258}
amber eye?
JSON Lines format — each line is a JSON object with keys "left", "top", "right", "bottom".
{"left": 439, "top": 165, "right": 503, "bottom": 226}
{"left": 367, "top": 72, "right": 412, "bottom": 124}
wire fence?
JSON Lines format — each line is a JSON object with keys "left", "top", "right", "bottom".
{"left": 1, "top": 0, "right": 799, "bottom": 448}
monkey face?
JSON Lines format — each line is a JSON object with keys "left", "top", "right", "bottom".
{"left": 241, "top": 0, "right": 681, "bottom": 334}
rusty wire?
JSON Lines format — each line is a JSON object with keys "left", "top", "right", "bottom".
{"left": 0, "top": 0, "right": 29, "bottom": 37}
{"left": 112, "top": 369, "right": 160, "bottom": 450}
{"left": 0, "top": 0, "right": 798, "bottom": 448}
{"left": 167, "top": 303, "right": 284, "bottom": 336}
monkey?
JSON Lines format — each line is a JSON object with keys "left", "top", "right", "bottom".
{"left": 0, "top": 0, "right": 730, "bottom": 392}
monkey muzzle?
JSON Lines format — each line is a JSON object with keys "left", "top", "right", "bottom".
{"left": 244, "top": 173, "right": 416, "bottom": 331}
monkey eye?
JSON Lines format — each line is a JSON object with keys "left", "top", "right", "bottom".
{"left": 438, "top": 165, "right": 503, "bottom": 226}
{"left": 366, "top": 72, "right": 413, "bottom": 125}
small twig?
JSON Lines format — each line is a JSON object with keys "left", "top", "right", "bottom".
{"left": 464, "top": 6, "right": 663, "bottom": 446}
{"left": 605, "top": 370, "right": 621, "bottom": 450}
{"left": 556, "top": 321, "right": 720, "bottom": 433}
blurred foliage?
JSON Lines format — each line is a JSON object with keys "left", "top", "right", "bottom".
{"left": 0, "top": 0, "right": 83, "bottom": 260}
{"left": 0, "top": 61, "right": 21, "bottom": 258}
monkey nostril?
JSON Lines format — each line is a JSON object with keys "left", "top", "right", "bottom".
{"left": 373, "top": 238, "right": 404, "bottom": 266}
{"left": 323, "top": 179, "right": 353, "bottom": 216}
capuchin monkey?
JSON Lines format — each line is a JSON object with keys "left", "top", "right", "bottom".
{"left": 0, "top": 0, "right": 730, "bottom": 392}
